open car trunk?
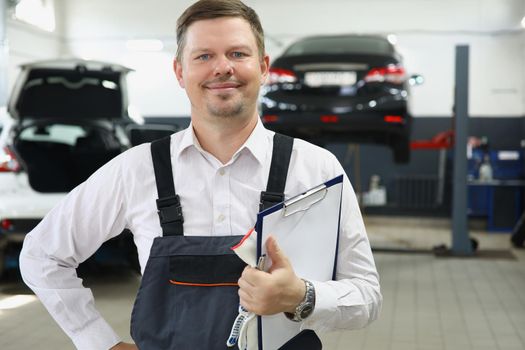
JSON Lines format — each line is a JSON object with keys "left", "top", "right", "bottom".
{"left": 14, "top": 123, "right": 123, "bottom": 193}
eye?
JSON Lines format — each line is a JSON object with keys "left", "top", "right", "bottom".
{"left": 232, "top": 52, "right": 246, "bottom": 58}
{"left": 197, "top": 54, "right": 211, "bottom": 61}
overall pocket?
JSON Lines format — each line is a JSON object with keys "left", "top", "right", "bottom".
{"left": 169, "top": 254, "right": 246, "bottom": 286}
{"left": 131, "top": 235, "right": 247, "bottom": 349}
{"left": 168, "top": 253, "right": 246, "bottom": 350}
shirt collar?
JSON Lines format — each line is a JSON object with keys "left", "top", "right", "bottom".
{"left": 177, "top": 122, "right": 202, "bottom": 156}
{"left": 238, "top": 118, "right": 269, "bottom": 165}
{"left": 175, "top": 118, "right": 269, "bottom": 166}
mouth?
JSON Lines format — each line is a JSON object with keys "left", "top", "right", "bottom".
{"left": 204, "top": 81, "right": 242, "bottom": 92}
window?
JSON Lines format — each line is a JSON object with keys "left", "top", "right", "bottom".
{"left": 283, "top": 36, "right": 393, "bottom": 57}
{"left": 14, "top": 0, "right": 55, "bottom": 32}
{"left": 20, "top": 124, "right": 87, "bottom": 146}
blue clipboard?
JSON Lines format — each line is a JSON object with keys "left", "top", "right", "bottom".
{"left": 254, "top": 174, "right": 343, "bottom": 350}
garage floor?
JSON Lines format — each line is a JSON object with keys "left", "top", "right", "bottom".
{"left": 1, "top": 216, "right": 524, "bottom": 350}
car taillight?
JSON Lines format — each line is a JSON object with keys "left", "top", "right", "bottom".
{"left": 320, "top": 115, "right": 339, "bottom": 123}
{"left": 262, "top": 115, "right": 279, "bottom": 123}
{"left": 1, "top": 219, "right": 13, "bottom": 231}
{"left": 384, "top": 115, "right": 404, "bottom": 123}
{"left": 364, "top": 64, "right": 406, "bottom": 84}
{"left": 0, "top": 146, "right": 21, "bottom": 172}
{"left": 267, "top": 68, "right": 297, "bottom": 85}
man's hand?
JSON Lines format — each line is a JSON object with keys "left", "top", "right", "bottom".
{"left": 238, "top": 235, "right": 305, "bottom": 315}
{"left": 110, "top": 342, "right": 138, "bottom": 350}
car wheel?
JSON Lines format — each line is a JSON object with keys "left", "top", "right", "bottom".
{"left": 392, "top": 136, "right": 410, "bottom": 164}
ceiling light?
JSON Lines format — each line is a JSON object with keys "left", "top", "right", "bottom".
{"left": 521, "top": 16, "right": 525, "bottom": 28}
{"left": 14, "top": 0, "right": 55, "bottom": 32}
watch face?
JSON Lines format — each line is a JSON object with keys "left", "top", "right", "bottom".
{"left": 300, "top": 304, "right": 313, "bottom": 319}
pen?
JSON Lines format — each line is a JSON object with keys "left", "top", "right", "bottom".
{"left": 256, "top": 254, "right": 266, "bottom": 271}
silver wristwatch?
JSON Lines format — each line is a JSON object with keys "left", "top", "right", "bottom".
{"left": 285, "top": 279, "right": 316, "bottom": 322}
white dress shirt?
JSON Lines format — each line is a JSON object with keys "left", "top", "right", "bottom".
{"left": 20, "top": 120, "right": 382, "bottom": 350}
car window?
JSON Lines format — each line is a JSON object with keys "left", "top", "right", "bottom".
{"left": 19, "top": 124, "right": 87, "bottom": 146}
{"left": 283, "top": 37, "right": 393, "bottom": 56}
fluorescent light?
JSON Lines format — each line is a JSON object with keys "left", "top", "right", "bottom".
{"left": 14, "top": 0, "right": 56, "bottom": 32}
{"left": 521, "top": 16, "right": 525, "bottom": 28}
{"left": 126, "top": 39, "right": 164, "bottom": 52}
{"left": 0, "top": 295, "right": 37, "bottom": 310}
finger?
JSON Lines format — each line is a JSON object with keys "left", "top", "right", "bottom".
{"left": 238, "top": 276, "right": 256, "bottom": 294}
{"left": 238, "top": 289, "right": 253, "bottom": 309}
{"left": 266, "top": 235, "right": 289, "bottom": 269}
{"left": 238, "top": 287, "right": 251, "bottom": 300}
{"left": 241, "top": 265, "right": 265, "bottom": 285}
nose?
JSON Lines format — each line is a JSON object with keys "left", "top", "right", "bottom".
{"left": 214, "top": 56, "right": 233, "bottom": 76}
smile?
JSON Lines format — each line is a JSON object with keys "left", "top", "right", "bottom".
{"left": 205, "top": 82, "right": 242, "bottom": 91}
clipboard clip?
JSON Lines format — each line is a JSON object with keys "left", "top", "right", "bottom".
{"left": 283, "top": 184, "right": 327, "bottom": 217}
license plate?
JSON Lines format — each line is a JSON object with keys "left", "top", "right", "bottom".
{"left": 304, "top": 71, "right": 357, "bottom": 87}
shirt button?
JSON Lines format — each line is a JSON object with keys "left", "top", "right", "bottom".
{"left": 219, "top": 169, "right": 226, "bottom": 176}
{"left": 217, "top": 214, "right": 225, "bottom": 222}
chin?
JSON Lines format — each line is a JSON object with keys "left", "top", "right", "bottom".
{"left": 207, "top": 102, "right": 245, "bottom": 118}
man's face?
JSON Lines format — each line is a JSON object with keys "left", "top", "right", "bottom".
{"left": 174, "top": 17, "right": 269, "bottom": 122}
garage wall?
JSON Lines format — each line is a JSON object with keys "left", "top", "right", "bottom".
{"left": 56, "top": 0, "right": 525, "bottom": 119}
{"left": 7, "top": 0, "right": 524, "bottom": 215}
{"left": 7, "top": 4, "right": 66, "bottom": 97}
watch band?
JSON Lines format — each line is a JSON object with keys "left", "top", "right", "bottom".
{"left": 284, "top": 279, "right": 316, "bottom": 322}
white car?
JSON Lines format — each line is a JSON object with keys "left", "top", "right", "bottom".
{"left": 0, "top": 59, "right": 174, "bottom": 275}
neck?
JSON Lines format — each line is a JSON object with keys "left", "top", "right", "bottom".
{"left": 192, "top": 114, "right": 258, "bottom": 164}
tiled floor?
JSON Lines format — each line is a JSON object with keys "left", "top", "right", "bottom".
{"left": 1, "top": 216, "right": 524, "bottom": 350}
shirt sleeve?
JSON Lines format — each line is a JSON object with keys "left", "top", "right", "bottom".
{"left": 301, "top": 157, "right": 382, "bottom": 332}
{"left": 19, "top": 153, "right": 130, "bottom": 350}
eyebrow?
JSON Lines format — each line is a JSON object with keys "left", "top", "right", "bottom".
{"left": 229, "top": 45, "right": 253, "bottom": 53}
{"left": 189, "top": 45, "right": 254, "bottom": 55}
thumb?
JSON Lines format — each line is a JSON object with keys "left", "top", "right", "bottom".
{"left": 266, "top": 235, "right": 290, "bottom": 271}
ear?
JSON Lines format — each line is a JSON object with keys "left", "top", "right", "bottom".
{"left": 173, "top": 59, "right": 185, "bottom": 89}
{"left": 260, "top": 54, "right": 270, "bottom": 85}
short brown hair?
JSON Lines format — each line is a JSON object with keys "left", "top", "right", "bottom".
{"left": 176, "top": 0, "right": 265, "bottom": 61}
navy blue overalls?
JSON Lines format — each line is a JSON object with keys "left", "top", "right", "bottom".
{"left": 130, "top": 133, "right": 323, "bottom": 349}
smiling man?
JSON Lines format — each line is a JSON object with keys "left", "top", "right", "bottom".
{"left": 20, "top": 1, "right": 381, "bottom": 349}
{"left": 174, "top": 14, "right": 269, "bottom": 164}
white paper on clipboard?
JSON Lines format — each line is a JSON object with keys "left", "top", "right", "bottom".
{"left": 255, "top": 174, "right": 343, "bottom": 350}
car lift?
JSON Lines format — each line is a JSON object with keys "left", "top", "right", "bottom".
{"left": 375, "top": 46, "right": 475, "bottom": 256}
{"left": 449, "top": 45, "right": 474, "bottom": 255}
{"left": 342, "top": 46, "right": 474, "bottom": 256}
{"left": 410, "top": 129, "right": 454, "bottom": 207}
{"left": 411, "top": 46, "right": 474, "bottom": 256}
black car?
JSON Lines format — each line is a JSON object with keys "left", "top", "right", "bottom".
{"left": 261, "top": 35, "right": 420, "bottom": 163}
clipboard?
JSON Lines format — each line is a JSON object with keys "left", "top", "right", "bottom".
{"left": 255, "top": 174, "right": 343, "bottom": 350}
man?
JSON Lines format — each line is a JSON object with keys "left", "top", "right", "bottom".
{"left": 20, "top": 1, "right": 381, "bottom": 349}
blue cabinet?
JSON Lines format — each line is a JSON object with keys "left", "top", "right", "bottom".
{"left": 468, "top": 181, "right": 524, "bottom": 232}
{"left": 467, "top": 149, "right": 524, "bottom": 232}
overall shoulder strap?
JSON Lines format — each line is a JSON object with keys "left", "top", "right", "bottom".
{"left": 259, "top": 133, "right": 294, "bottom": 211}
{"left": 151, "top": 136, "right": 184, "bottom": 236}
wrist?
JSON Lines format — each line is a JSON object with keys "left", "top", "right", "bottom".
{"left": 284, "top": 279, "right": 316, "bottom": 322}
{"left": 285, "top": 277, "right": 307, "bottom": 313}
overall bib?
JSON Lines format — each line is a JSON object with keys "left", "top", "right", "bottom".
{"left": 131, "top": 133, "right": 316, "bottom": 349}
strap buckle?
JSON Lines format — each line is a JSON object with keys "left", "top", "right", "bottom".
{"left": 156, "top": 195, "right": 184, "bottom": 225}
{"left": 259, "top": 191, "right": 284, "bottom": 211}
